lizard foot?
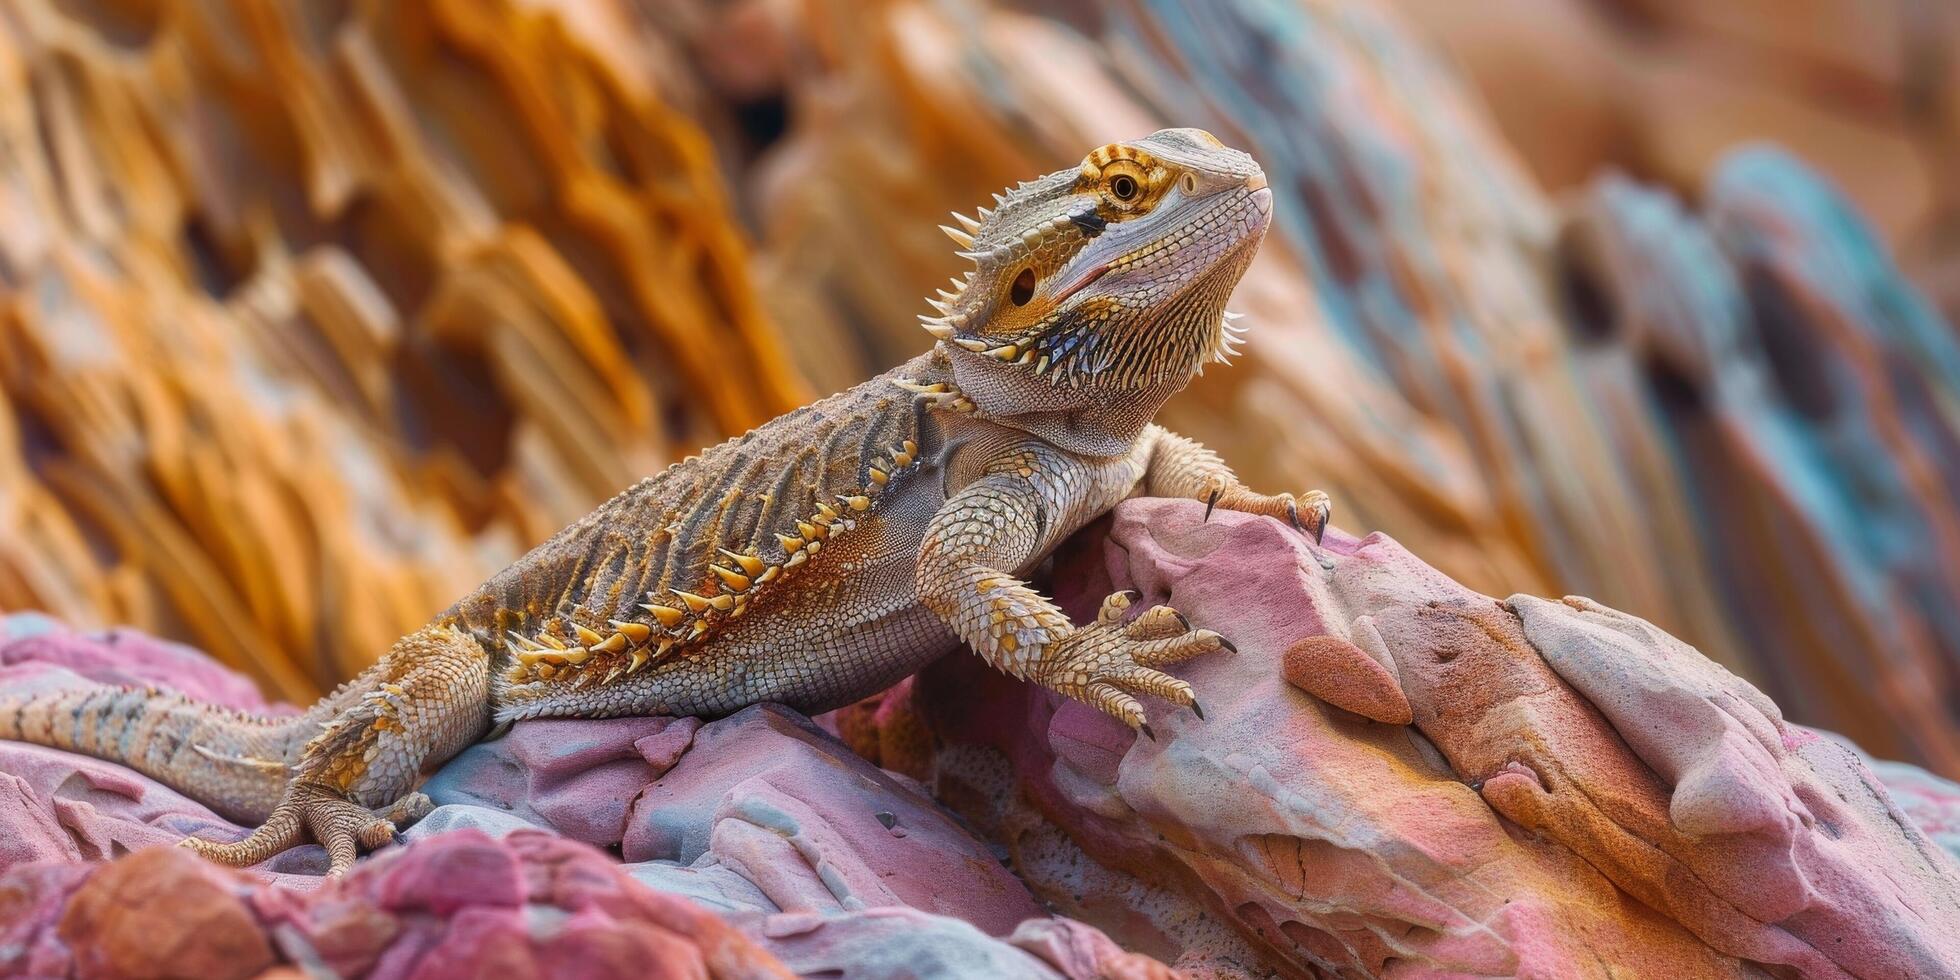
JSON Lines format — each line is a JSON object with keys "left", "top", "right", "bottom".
{"left": 180, "top": 782, "right": 416, "bottom": 876}
{"left": 1038, "top": 591, "right": 1231, "bottom": 738}
{"left": 1203, "top": 479, "right": 1333, "bottom": 544}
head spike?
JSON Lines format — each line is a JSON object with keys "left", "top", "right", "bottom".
{"left": 939, "top": 224, "right": 975, "bottom": 249}
{"left": 951, "top": 211, "right": 983, "bottom": 233}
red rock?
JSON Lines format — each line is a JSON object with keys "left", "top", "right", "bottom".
{"left": 1281, "top": 635, "right": 1413, "bottom": 725}
{"left": 57, "top": 847, "right": 275, "bottom": 980}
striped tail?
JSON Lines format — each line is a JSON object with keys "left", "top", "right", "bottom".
{"left": 0, "top": 683, "right": 310, "bottom": 823}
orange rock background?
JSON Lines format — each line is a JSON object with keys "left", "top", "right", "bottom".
{"left": 2, "top": 0, "right": 1958, "bottom": 774}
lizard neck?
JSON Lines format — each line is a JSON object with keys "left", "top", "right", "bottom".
{"left": 936, "top": 346, "right": 1183, "bottom": 457}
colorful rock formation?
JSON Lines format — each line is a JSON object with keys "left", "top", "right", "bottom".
{"left": 922, "top": 502, "right": 1960, "bottom": 976}
{"left": 0, "top": 0, "right": 808, "bottom": 701}
{"left": 0, "top": 614, "right": 1170, "bottom": 979}
{"left": 4, "top": 499, "right": 1959, "bottom": 976}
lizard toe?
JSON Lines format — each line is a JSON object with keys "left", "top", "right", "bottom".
{"left": 1123, "top": 604, "right": 1190, "bottom": 640}
{"left": 179, "top": 804, "right": 303, "bottom": 868}
{"left": 1106, "top": 665, "right": 1196, "bottom": 707}
{"left": 379, "top": 790, "right": 435, "bottom": 828}
{"left": 1083, "top": 681, "right": 1147, "bottom": 730}
{"left": 1130, "top": 629, "right": 1227, "bottom": 667}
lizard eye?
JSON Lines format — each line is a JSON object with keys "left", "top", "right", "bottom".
{"left": 1098, "top": 159, "right": 1151, "bottom": 209}
{"left": 1010, "top": 267, "right": 1036, "bottom": 305}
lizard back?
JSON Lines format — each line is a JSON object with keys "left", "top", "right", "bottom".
{"left": 444, "top": 355, "right": 942, "bottom": 694}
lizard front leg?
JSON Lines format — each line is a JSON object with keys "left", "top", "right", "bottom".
{"left": 180, "top": 623, "right": 491, "bottom": 875}
{"left": 918, "top": 449, "right": 1227, "bottom": 737}
{"left": 1143, "top": 424, "right": 1333, "bottom": 542}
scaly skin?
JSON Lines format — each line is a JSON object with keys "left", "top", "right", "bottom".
{"left": 0, "top": 129, "right": 1331, "bottom": 874}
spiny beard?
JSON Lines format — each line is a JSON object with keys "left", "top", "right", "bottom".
{"left": 1197, "top": 310, "right": 1249, "bottom": 376}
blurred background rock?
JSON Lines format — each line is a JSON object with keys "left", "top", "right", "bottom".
{"left": 1, "top": 0, "right": 1956, "bottom": 775}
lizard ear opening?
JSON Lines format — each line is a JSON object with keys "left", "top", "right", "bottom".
{"left": 1011, "top": 267, "right": 1036, "bottom": 305}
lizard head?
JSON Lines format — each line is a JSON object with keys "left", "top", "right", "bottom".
{"left": 922, "top": 128, "right": 1271, "bottom": 391}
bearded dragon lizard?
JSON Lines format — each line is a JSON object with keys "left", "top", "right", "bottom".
{"left": 0, "top": 129, "right": 1328, "bottom": 874}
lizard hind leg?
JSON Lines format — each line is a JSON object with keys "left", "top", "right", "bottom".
{"left": 180, "top": 624, "right": 491, "bottom": 876}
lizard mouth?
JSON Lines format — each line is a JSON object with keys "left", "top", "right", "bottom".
{"left": 1050, "top": 260, "right": 1111, "bottom": 306}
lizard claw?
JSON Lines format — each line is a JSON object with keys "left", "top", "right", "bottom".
{"left": 1299, "top": 489, "right": 1333, "bottom": 545}
{"left": 1042, "top": 591, "right": 1224, "bottom": 740}
{"left": 1204, "top": 488, "right": 1220, "bottom": 522}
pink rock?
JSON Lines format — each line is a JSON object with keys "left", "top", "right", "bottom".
{"left": 0, "top": 614, "right": 284, "bottom": 713}
{"left": 919, "top": 498, "right": 1960, "bottom": 977}
{"left": 0, "top": 614, "right": 1157, "bottom": 977}
{"left": 375, "top": 831, "right": 525, "bottom": 916}
{"left": 625, "top": 703, "right": 1046, "bottom": 937}
{"left": 420, "top": 715, "right": 693, "bottom": 848}
{"left": 1007, "top": 917, "right": 1178, "bottom": 980}
{"left": 11, "top": 507, "right": 1960, "bottom": 980}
